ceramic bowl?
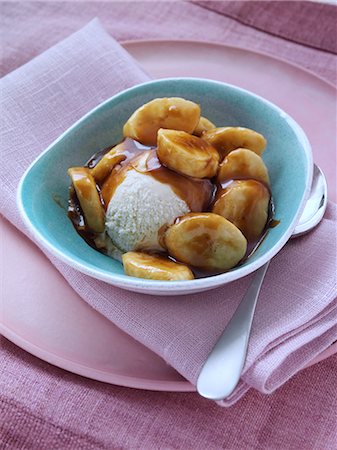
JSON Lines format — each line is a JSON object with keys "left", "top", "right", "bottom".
{"left": 17, "top": 78, "right": 312, "bottom": 295}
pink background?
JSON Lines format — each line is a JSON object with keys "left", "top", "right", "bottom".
{"left": 1, "top": 2, "right": 336, "bottom": 449}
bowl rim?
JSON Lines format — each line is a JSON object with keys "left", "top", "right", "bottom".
{"left": 17, "top": 77, "right": 313, "bottom": 293}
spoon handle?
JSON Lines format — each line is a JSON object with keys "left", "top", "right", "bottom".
{"left": 197, "top": 261, "right": 270, "bottom": 401}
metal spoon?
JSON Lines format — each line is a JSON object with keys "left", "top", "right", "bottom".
{"left": 197, "top": 164, "right": 328, "bottom": 401}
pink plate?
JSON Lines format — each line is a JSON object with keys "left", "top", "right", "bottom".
{"left": 1, "top": 40, "right": 336, "bottom": 391}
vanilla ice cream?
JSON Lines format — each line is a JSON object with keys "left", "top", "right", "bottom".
{"left": 105, "top": 168, "right": 190, "bottom": 255}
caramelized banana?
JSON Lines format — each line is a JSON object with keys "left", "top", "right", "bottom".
{"left": 123, "top": 97, "right": 200, "bottom": 146}
{"left": 90, "top": 142, "right": 127, "bottom": 183}
{"left": 193, "top": 116, "right": 216, "bottom": 137}
{"left": 68, "top": 167, "right": 105, "bottom": 233}
{"left": 213, "top": 180, "right": 270, "bottom": 241}
{"left": 122, "top": 252, "right": 194, "bottom": 281}
{"left": 218, "top": 148, "right": 270, "bottom": 185}
{"left": 165, "top": 213, "right": 247, "bottom": 271}
{"left": 157, "top": 129, "right": 219, "bottom": 179}
{"left": 203, "top": 127, "right": 266, "bottom": 160}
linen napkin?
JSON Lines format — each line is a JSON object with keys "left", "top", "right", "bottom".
{"left": 1, "top": 19, "right": 336, "bottom": 406}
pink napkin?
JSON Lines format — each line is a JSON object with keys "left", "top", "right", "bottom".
{"left": 1, "top": 19, "right": 336, "bottom": 406}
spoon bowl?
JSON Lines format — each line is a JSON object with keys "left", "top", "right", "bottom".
{"left": 292, "top": 165, "right": 328, "bottom": 237}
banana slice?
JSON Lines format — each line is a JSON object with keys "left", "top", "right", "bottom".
{"left": 157, "top": 129, "right": 219, "bottom": 179}
{"left": 213, "top": 180, "right": 270, "bottom": 241}
{"left": 165, "top": 213, "right": 247, "bottom": 271}
{"left": 193, "top": 116, "right": 216, "bottom": 137}
{"left": 217, "top": 148, "right": 270, "bottom": 185}
{"left": 90, "top": 142, "right": 127, "bottom": 183}
{"left": 122, "top": 252, "right": 194, "bottom": 281}
{"left": 203, "top": 127, "right": 266, "bottom": 160}
{"left": 68, "top": 167, "right": 105, "bottom": 233}
{"left": 123, "top": 97, "right": 200, "bottom": 146}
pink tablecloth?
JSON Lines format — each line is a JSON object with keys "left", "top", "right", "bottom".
{"left": 1, "top": 2, "right": 336, "bottom": 449}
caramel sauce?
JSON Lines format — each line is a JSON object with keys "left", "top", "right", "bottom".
{"left": 211, "top": 179, "right": 276, "bottom": 263}
{"left": 170, "top": 132, "right": 213, "bottom": 154}
{"left": 100, "top": 142, "right": 214, "bottom": 212}
{"left": 269, "top": 219, "right": 280, "bottom": 228}
{"left": 68, "top": 138, "right": 278, "bottom": 278}
{"left": 157, "top": 223, "right": 170, "bottom": 250}
{"left": 140, "top": 151, "right": 214, "bottom": 212}
{"left": 70, "top": 168, "right": 93, "bottom": 201}
{"left": 216, "top": 180, "right": 269, "bottom": 227}
{"left": 95, "top": 139, "right": 145, "bottom": 206}
{"left": 101, "top": 163, "right": 130, "bottom": 207}
{"left": 244, "top": 190, "right": 276, "bottom": 260}
{"left": 218, "top": 177, "right": 271, "bottom": 197}
{"left": 68, "top": 186, "right": 94, "bottom": 247}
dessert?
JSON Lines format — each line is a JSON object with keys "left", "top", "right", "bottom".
{"left": 68, "top": 97, "right": 275, "bottom": 281}
{"left": 164, "top": 213, "right": 247, "bottom": 271}
{"left": 202, "top": 126, "right": 266, "bottom": 159}
{"left": 193, "top": 117, "right": 216, "bottom": 137}
{"left": 217, "top": 148, "right": 270, "bottom": 185}
{"left": 157, "top": 129, "right": 219, "bottom": 178}
{"left": 213, "top": 180, "right": 270, "bottom": 241}
{"left": 122, "top": 252, "right": 194, "bottom": 281}
{"left": 123, "top": 97, "right": 200, "bottom": 146}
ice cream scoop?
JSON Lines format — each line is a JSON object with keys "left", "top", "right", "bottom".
{"left": 100, "top": 145, "right": 213, "bottom": 258}
{"left": 105, "top": 168, "right": 190, "bottom": 254}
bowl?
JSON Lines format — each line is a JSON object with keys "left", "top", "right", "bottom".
{"left": 17, "top": 78, "right": 312, "bottom": 295}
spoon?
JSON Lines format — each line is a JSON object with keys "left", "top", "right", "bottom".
{"left": 197, "top": 164, "right": 328, "bottom": 401}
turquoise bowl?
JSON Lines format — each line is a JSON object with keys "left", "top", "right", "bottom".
{"left": 17, "top": 78, "right": 312, "bottom": 295}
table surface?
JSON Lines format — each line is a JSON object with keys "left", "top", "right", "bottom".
{"left": 1, "top": 2, "right": 336, "bottom": 450}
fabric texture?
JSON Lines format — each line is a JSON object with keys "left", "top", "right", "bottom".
{"left": 0, "top": 1, "right": 337, "bottom": 448}
{"left": 1, "top": 1, "right": 336, "bottom": 84}
{"left": 1, "top": 337, "right": 337, "bottom": 450}
{"left": 193, "top": 0, "right": 337, "bottom": 53}
{"left": 1, "top": 17, "right": 336, "bottom": 407}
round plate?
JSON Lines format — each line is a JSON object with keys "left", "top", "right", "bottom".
{"left": 1, "top": 40, "right": 336, "bottom": 391}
